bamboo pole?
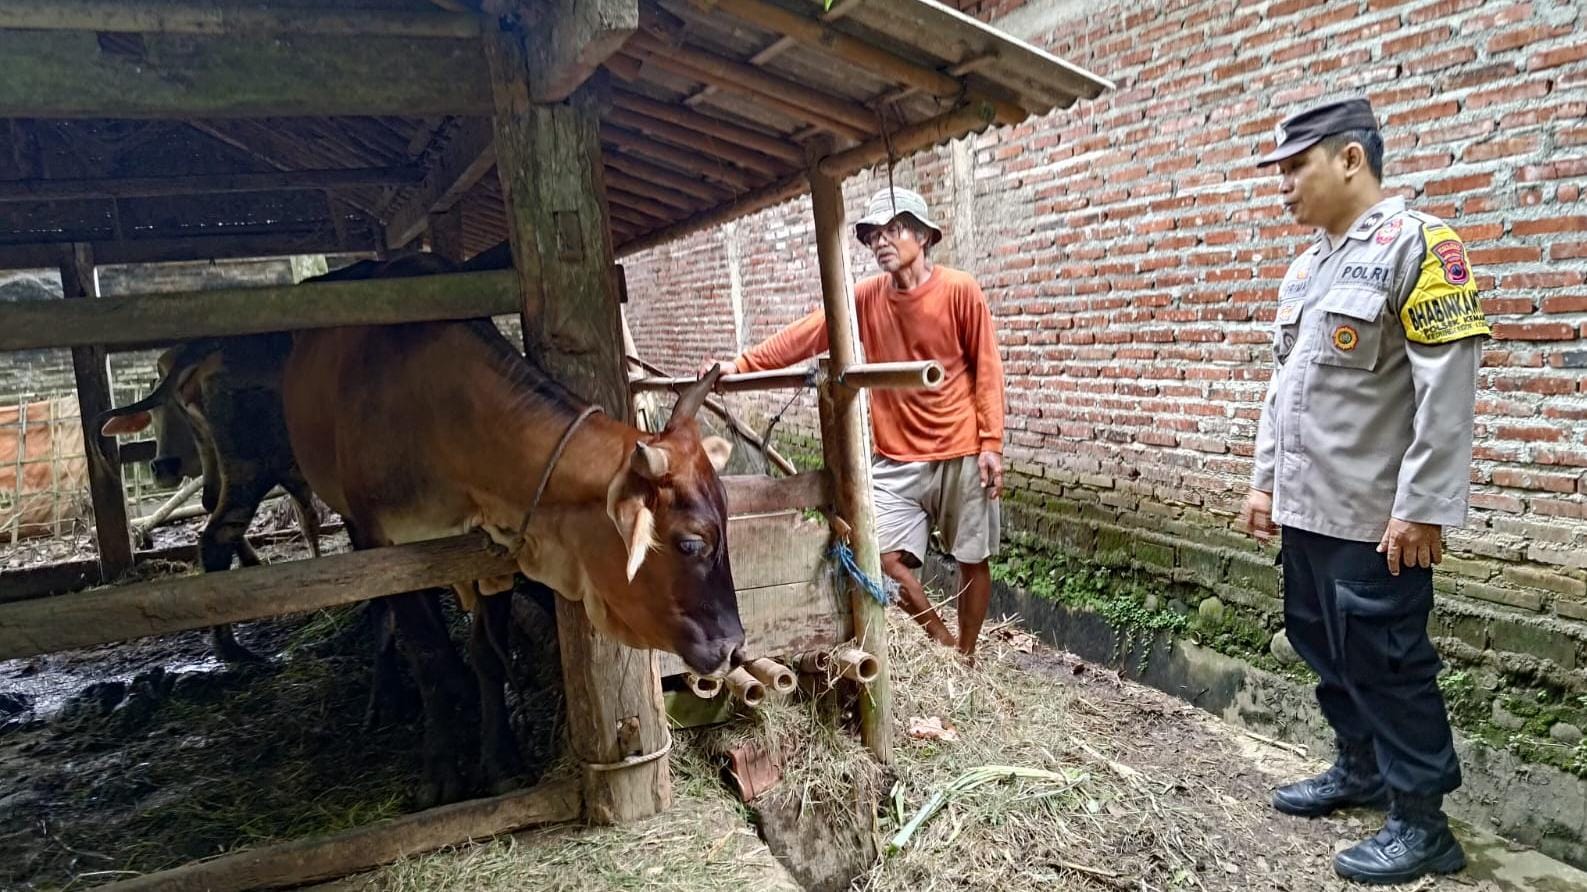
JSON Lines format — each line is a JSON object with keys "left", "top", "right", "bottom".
{"left": 840, "top": 360, "right": 945, "bottom": 390}
{"left": 606, "top": 107, "right": 786, "bottom": 177}
{"left": 95, "top": 780, "right": 579, "bottom": 892}
{"left": 629, "top": 367, "right": 815, "bottom": 393}
{"left": 808, "top": 139, "right": 892, "bottom": 763}
{"left": 725, "top": 665, "right": 766, "bottom": 707}
{"left": 611, "top": 92, "right": 804, "bottom": 164}
{"left": 605, "top": 189, "right": 675, "bottom": 224}
{"left": 626, "top": 355, "right": 801, "bottom": 477}
{"left": 744, "top": 657, "right": 797, "bottom": 695}
{"left": 818, "top": 101, "right": 1018, "bottom": 178}
{"left": 0, "top": 0, "right": 483, "bottom": 38}
{"left": 602, "top": 127, "right": 761, "bottom": 191}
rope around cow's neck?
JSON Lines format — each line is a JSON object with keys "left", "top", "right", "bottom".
{"left": 515, "top": 404, "right": 605, "bottom": 544}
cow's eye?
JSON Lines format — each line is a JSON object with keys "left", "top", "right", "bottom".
{"left": 676, "top": 536, "right": 708, "bottom": 557}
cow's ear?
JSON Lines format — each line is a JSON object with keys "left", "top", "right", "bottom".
{"left": 607, "top": 475, "right": 656, "bottom": 582}
{"left": 101, "top": 411, "right": 151, "bottom": 436}
{"left": 701, "top": 435, "right": 733, "bottom": 472}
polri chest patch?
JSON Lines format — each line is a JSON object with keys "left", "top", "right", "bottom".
{"left": 1338, "top": 263, "right": 1392, "bottom": 291}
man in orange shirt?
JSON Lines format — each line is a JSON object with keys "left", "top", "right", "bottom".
{"left": 708, "top": 187, "right": 1006, "bottom": 658}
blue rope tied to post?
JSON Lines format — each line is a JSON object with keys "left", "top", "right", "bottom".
{"left": 828, "top": 540, "right": 898, "bottom": 606}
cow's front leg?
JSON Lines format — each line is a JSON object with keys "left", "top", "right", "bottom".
{"left": 200, "top": 473, "right": 273, "bottom": 664}
{"left": 470, "top": 593, "right": 526, "bottom": 794}
{"left": 389, "top": 591, "right": 474, "bottom": 808}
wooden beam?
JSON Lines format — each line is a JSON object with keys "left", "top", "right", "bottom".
{"left": 0, "top": 1, "right": 482, "bottom": 38}
{"left": 611, "top": 91, "right": 804, "bottom": 164}
{"left": 808, "top": 140, "right": 892, "bottom": 763}
{"left": 602, "top": 127, "right": 760, "bottom": 191}
{"left": 723, "top": 471, "right": 829, "bottom": 515}
{"left": 0, "top": 533, "right": 515, "bottom": 659}
{"left": 525, "top": 0, "right": 641, "bottom": 104}
{"left": 627, "top": 31, "right": 875, "bottom": 139}
{"left": 605, "top": 189, "right": 674, "bottom": 224}
{"left": 603, "top": 152, "right": 729, "bottom": 203}
{"left": 384, "top": 117, "right": 497, "bottom": 250}
{"left": 606, "top": 107, "right": 786, "bottom": 177}
{"left": 818, "top": 100, "right": 1018, "bottom": 178}
{"left": 0, "top": 30, "right": 492, "bottom": 118}
{"left": 487, "top": 21, "right": 670, "bottom": 824}
{"left": 602, "top": 168, "right": 702, "bottom": 212}
{"left": 428, "top": 206, "right": 468, "bottom": 263}
{"left": 61, "top": 245, "right": 134, "bottom": 582}
{"left": 97, "top": 780, "right": 579, "bottom": 892}
{"left": 617, "top": 173, "right": 805, "bottom": 257}
{"left": 0, "top": 270, "right": 518, "bottom": 352}
{"left": 0, "top": 167, "right": 424, "bottom": 202}
{"left": 698, "top": 0, "right": 962, "bottom": 99}
{"left": 0, "top": 230, "right": 379, "bottom": 271}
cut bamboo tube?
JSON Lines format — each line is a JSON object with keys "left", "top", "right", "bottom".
{"left": 839, "top": 360, "right": 945, "bottom": 391}
{"left": 833, "top": 646, "right": 880, "bottom": 684}
{"left": 725, "top": 665, "right": 766, "bottom": 707}
{"left": 684, "top": 672, "right": 724, "bottom": 699}
{"left": 794, "top": 650, "right": 834, "bottom": 675}
{"left": 743, "top": 657, "right": 797, "bottom": 695}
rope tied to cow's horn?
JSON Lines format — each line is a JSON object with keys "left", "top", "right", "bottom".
{"left": 583, "top": 727, "right": 675, "bottom": 773}
{"left": 514, "top": 404, "right": 604, "bottom": 545}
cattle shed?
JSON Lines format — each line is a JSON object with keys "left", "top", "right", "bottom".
{"left": 0, "top": 1, "right": 1110, "bottom": 887}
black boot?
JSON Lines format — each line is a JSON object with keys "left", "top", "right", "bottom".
{"left": 1272, "top": 737, "right": 1389, "bottom": 817}
{"left": 1334, "top": 791, "right": 1466, "bottom": 884}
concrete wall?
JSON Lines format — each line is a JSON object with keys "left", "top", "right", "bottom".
{"left": 623, "top": 0, "right": 1587, "bottom": 677}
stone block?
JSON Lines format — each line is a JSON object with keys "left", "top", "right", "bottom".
{"left": 1178, "top": 543, "right": 1228, "bottom": 587}
{"left": 1489, "top": 618, "right": 1580, "bottom": 670}
{"left": 1226, "top": 553, "right": 1280, "bottom": 598}
{"left": 1458, "top": 581, "right": 1545, "bottom": 613}
{"left": 1133, "top": 539, "right": 1175, "bottom": 571}
{"left": 1503, "top": 565, "right": 1587, "bottom": 598}
{"left": 1556, "top": 599, "right": 1587, "bottom": 623}
{"left": 1439, "top": 554, "right": 1499, "bottom": 581}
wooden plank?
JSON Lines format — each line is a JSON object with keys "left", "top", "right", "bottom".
{"left": 0, "top": 1, "right": 483, "bottom": 38}
{"left": 0, "top": 230, "right": 380, "bottom": 271}
{"left": 722, "top": 471, "right": 828, "bottom": 515}
{"left": 384, "top": 118, "right": 497, "bottom": 250}
{"left": 606, "top": 107, "right": 785, "bottom": 177}
{"left": 0, "top": 167, "right": 425, "bottom": 202}
{"left": 727, "top": 512, "right": 829, "bottom": 590}
{"left": 0, "top": 30, "right": 491, "bottom": 119}
{"left": 0, "top": 269, "right": 518, "bottom": 351}
{"left": 615, "top": 173, "right": 806, "bottom": 257}
{"left": 817, "top": 100, "right": 1017, "bottom": 177}
{"left": 602, "top": 127, "right": 760, "bottom": 191}
{"left": 656, "top": 578, "right": 850, "bottom": 676}
{"left": 0, "top": 533, "right": 516, "bottom": 660}
{"left": 603, "top": 152, "right": 729, "bottom": 203}
{"left": 611, "top": 92, "right": 804, "bottom": 164}
{"left": 525, "top": 0, "right": 640, "bottom": 104}
{"left": 809, "top": 139, "right": 892, "bottom": 763}
{"left": 487, "top": 20, "right": 668, "bottom": 824}
{"left": 602, "top": 168, "right": 701, "bottom": 212}
{"left": 97, "top": 779, "right": 579, "bottom": 892}
{"left": 61, "top": 245, "right": 134, "bottom": 582}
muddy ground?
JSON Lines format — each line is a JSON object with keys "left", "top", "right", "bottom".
{"left": 1, "top": 525, "right": 1582, "bottom": 891}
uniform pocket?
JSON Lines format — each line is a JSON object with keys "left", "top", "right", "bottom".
{"left": 1335, "top": 573, "right": 1439, "bottom": 683}
{"left": 1314, "top": 288, "right": 1388, "bottom": 372}
{"left": 1273, "top": 300, "right": 1303, "bottom": 362}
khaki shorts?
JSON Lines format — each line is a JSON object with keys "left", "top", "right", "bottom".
{"left": 872, "top": 455, "right": 1001, "bottom": 567}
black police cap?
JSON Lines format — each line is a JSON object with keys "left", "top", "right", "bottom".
{"left": 1257, "top": 97, "right": 1380, "bottom": 167}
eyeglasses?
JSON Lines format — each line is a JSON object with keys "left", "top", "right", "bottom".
{"left": 861, "top": 220, "right": 917, "bottom": 248}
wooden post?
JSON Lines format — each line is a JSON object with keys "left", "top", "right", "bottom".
{"left": 808, "top": 143, "right": 893, "bottom": 763}
{"left": 60, "top": 244, "right": 133, "bottom": 581}
{"left": 428, "top": 206, "right": 467, "bottom": 263}
{"left": 485, "top": 6, "right": 669, "bottom": 824}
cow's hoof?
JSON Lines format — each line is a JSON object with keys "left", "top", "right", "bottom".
{"left": 415, "top": 769, "right": 468, "bottom": 810}
{"left": 486, "top": 773, "right": 526, "bottom": 797}
{"left": 211, "top": 628, "right": 265, "bottom": 665}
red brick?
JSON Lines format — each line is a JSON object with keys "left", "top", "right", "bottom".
{"left": 1492, "top": 322, "right": 1578, "bottom": 341}
{"left": 1530, "top": 42, "right": 1587, "bottom": 71}
{"left": 1463, "top": 135, "right": 1543, "bottom": 162}
{"left": 1407, "top": 46, "right": 1477, "bottom": 74}
{"left": 1554, "top": 242, "right": 1587, "bottom": 261}
{"left": 1483, "top": 297, "right": 1537, "bottom": 315}
{"left": 1543, "top": 296, "right": 1587, "bottom": 314}
{"left": 1467, "top": 80, "right": 1553, "bottom": 109}
{"left": 1470, "top": 246, "right": 1544, "bottom": 264}
{"left": 1514, "top": 216, "right": 1587, "bottom": 236}
{"left": 1493, "top": 468, "right": 1582, "bottom": 493}
{"left": 1497, "top": 425, "right": 1566, "bottom": 443}
{"left": 1426, "top": 173, "right": 1492, "bottom": 196}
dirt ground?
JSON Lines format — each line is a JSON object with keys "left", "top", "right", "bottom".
{"left": 1, "top": 535, "right": 1581, "bottom": 891}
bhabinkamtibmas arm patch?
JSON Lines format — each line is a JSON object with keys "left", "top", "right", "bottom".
{"left": 1400, "top": 222, "right": 1491, "bottom": 345}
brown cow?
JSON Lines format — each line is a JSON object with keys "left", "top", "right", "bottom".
{"left": 100, "top": 334, "right": 320, "bottom": 663}
{"left": 282, "top": 255, "right": 745, "bottom": 805}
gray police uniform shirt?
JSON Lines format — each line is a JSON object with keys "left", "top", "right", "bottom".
{"left": 1252, "top": 196, "right": 1491, "bottom": 543}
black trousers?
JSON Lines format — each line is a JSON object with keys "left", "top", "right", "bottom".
{"left": 1281, "top": 526, "right": 1462, "bottom": 795}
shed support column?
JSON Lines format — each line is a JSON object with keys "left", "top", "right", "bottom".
{"left": 486, "top": 11, "right": 667, "bottom": 824}
{"left": 61, "top": 244, "right": 132, "bottom": 580}
{"left": 808, "top": 144, "right": 894, "bottom": 763}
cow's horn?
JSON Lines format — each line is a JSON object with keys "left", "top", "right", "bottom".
{"left": 668, "top": 363, "right": 722, "bottom": 427}
{"left": 632, "top": 441, "right": 669, "bottom": 480}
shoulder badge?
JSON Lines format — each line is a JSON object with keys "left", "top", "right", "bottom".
{"left": 1400, "top": 223, "right": 1490, "bottom": 345}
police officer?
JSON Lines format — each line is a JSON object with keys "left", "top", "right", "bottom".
{"left": 1238, "top": 97, "right": 1490, "bottom": 884}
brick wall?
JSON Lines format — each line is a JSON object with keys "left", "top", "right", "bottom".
{"left": 624, "top": 0, "right": 1587, "bottom": 671}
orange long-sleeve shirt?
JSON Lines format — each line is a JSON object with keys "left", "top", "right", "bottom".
{"left": 735, "top": 266, "right": 1005, "bottom": 462}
